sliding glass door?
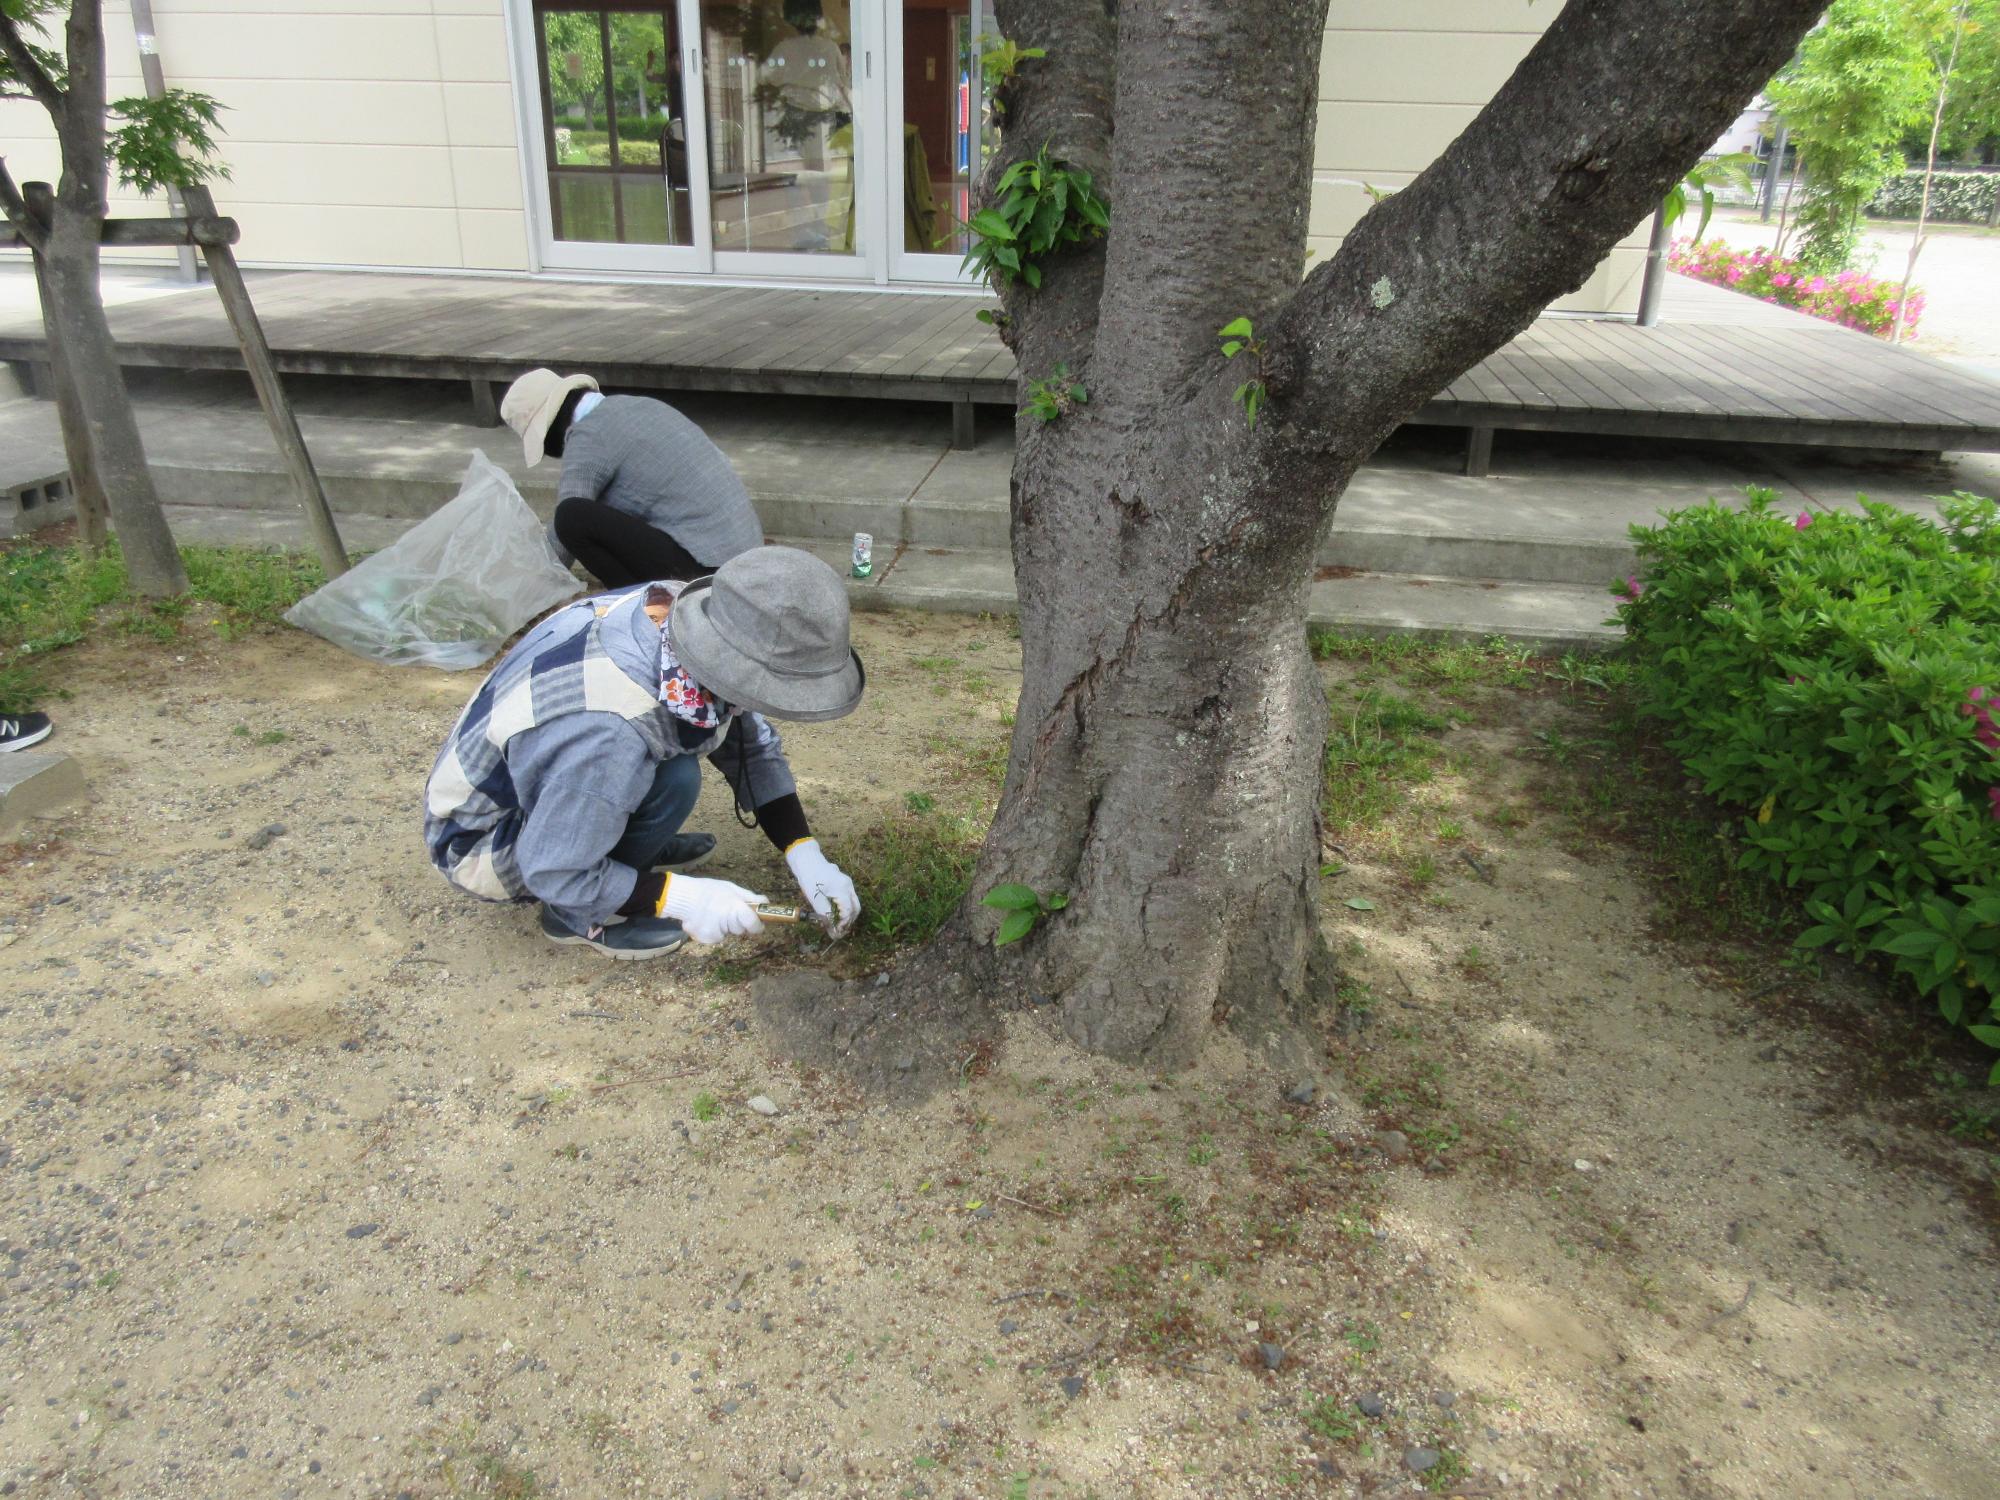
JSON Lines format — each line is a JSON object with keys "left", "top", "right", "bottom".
{"left": 518, "top": 0, "right": 982, "bottom": 284}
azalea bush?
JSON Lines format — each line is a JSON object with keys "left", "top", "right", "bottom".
{"left": 1668, "top": 237, "right": 1923, "bottom": 339}
{"left": 1615, "top": 490, "right": 2000, "bottom": 1077}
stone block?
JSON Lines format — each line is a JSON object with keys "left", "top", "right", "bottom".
{"left": 0, "top": 471, "right": 75, "bottom": 539}
{"left": 0, "top": 751, "right": 87, "bottom": 832}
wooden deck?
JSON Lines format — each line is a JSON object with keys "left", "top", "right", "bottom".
{"left": 3, "top": 268, "right": 1999, "bottom": 462}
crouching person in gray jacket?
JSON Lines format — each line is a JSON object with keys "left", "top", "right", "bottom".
{"left": 423, "top": 547, "right": 864, "bottom": 959}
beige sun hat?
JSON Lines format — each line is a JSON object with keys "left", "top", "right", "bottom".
{"left": 499, "top": 368, "right": 600, "bottom": 467}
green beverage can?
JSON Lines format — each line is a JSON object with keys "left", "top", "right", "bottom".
{"left": 851, "top": 532, "right": 873, "bottom": 578}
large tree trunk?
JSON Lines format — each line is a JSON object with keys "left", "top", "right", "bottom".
{"left": 759, "top": 0, "right": 1829, "bottom": 1090}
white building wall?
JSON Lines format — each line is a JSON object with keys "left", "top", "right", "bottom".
{"left": 0, "top": 0, "right": 531, "bottom": 272}
{"left": 3, "top": 0, "right": 1643, "bottom": 313}
{"left": 1312, "top": 0, "right": 1648, "bottom": 315}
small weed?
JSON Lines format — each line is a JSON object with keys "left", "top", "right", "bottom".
{"left": 1408, "top": 853, "right": 1438, "bottom": 888}
{"left": 847, "top": 806, "right": 983, "bottom": 959}
{"left": 1303, "top": 1396, "right": 1358, "bottom": 1442}
{"left": 1421, "top": 1448, "right": 1471, "bottom": 1492}
{"left": 691, "top": 1091, "right": 721, "bottom": 1122}
{"left": 1434, "top": 816, "right": 1464, "bottom": 841}
{"left": 903, "top": 791, "right": 937, "bottom": 814}
{"left": 1187, "top": 1132, "right": 1219, "bottom": 1166}
{"left": 553, "top": 1143, "right": 581, "bottom": 1161}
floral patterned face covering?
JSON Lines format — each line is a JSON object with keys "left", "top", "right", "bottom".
{"left": 648, "top": 586, "right": 726, "bottom": 730}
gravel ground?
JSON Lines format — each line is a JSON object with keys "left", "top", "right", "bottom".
{"left": 1, "top": 611, "right": 1994, "bottom": 1498}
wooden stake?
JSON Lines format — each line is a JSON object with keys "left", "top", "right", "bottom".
{"left": 178, "top": 184, "right": 348, "bottom": 580}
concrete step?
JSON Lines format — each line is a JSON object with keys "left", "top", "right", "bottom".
{"left": 158, "top": 508, "right": 1619, "bottom": 655}
{"left": 860, "top": 546, "right": 1618, "bottom": 653}
{"left": 0, "top": 395, "right": 1674, "bottom": 587}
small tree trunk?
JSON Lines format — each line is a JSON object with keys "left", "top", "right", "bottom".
{"left": 28, "top": 244, "right": 110, "bottom": 550}
{"left": 1893, "top": 2, "right": 1968, "bottom": 345}
{"left": 37, "top": 195, "right": 186, "bottom": 595}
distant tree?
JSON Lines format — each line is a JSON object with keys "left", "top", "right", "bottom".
{"left": 1, "top": 0, "right": 227, "bottom": 594}
{"left": 1933, "top": 0, "right": 2000, "bottom": 158}
{"left": 1767, "top": 0, "right": 1935, "bottom": 269}
{"left": 1894, "top": 0, "right": 1981, "bottom": 341}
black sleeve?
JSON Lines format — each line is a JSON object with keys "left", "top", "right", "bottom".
{"left": 755, "top": 792, "right": 811, "bottom": 852}
{"left": 617, "top": 871, "right": 667, "bottom": 917}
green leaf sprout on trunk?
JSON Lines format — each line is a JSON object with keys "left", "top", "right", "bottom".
{"left": 1218, "top": 316, "right": 1268, "bottom": 428}
{"left": 981, "top": 882, "right": 1069, "bottom": 946}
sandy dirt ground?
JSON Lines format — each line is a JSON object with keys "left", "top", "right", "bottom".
{"left": 2, "top": 610, "right": 1995, "bottom": 1499}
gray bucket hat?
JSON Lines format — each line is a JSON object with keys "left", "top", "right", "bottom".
{"left": 668, "top": 547, "right": 865, "bottom": 722}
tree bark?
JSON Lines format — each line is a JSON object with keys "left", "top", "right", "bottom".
{"left": 22, "top": 223, "right": 111, "bottom": 550}
{"left": 38, "top": 0, "right": 187, "bottom": 594}
{"left": 761, "top": 0, "right": 1831, "bottom": 1087}
{"left": 31, "top": 186, "right": 187, "bottom": 594}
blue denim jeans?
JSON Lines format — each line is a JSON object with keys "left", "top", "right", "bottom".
{"left": 607, "top": 753, "right": 703, "bottom": 871}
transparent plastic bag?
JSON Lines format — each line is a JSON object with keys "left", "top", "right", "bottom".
{"left": 285, "top": 452, "right": 581, "bottom": 670}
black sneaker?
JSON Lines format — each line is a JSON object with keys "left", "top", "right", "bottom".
{"left": 649, "top": 831, "right": 716, "bottom": 873}
{"left": 0, "top": 712, "right": 52, "bottom": 753}
{"left": 539, "top": 904, "right": 688, "bottom": 960}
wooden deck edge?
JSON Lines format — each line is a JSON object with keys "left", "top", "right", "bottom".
{"left": 6, "top": 338, "right": 1997, "bottom": 452}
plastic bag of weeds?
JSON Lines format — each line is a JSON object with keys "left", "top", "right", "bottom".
{"left": 284, "top": 452, "right": 580, "bottom": 670}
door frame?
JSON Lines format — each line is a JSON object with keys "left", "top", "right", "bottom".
{"left": 509, "top": 0, "right": 971, "bottom": 286}
{"left": 510, "top": 0, "right": 716, "bottom": 275}
{"left": 885, "top": 0, "right": 985, "bottom": 286}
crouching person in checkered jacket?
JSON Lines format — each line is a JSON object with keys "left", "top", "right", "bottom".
{"left": 424, "top": 546, "right": 865, "bottom": 959}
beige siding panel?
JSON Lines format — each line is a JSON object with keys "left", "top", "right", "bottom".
{"left": 149, "top": 0, "right": 437, "bottom": 13}
{"left": 216, "top": 144, "right": 457, "bottom": 209}
{"left": 1549, "top": 246, "right": 1645, "bottom": 315}
{"left": 451, "top": 147, "right": 527, "bottom": 212}
{"left": 435, "top": 14, "right": 513, "bottom": 85}
{"left": 443, "top": 82, "right": 522, "bottom": 150}
{"left": 226, "top": 204, "right": 466, "bottom": 267}
{"left": 182, "top": 80, "right": 452, "bottom": 147}
{"left": 1308, "top": 173, "right": 1413, "bottom": 240}
{"left": 1326, "top": 0, "right": 1545, "bottom": 33}
{"left": 1319, "top": 31, "right": 1537, "bottom": 106}
{"left": 152, "top": 15, "right": 442, "bottom": 82}
{"left": 430, "top": 0, "right": 509, "bottom": 14}
{"left": 1315, "top": 102, "right": 1470, "bottom": 177}
{"left": 457, "top": 209, "right": 533, "bottom": 271}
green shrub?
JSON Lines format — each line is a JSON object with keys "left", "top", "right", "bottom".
{"left": 1867, "top": 170, "right": 2000, "bottom": 225}
{"left": 1616, "top": 490, "right": 2000, "bottom": 1076}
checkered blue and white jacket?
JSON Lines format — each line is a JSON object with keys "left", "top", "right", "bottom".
{"left": 424, "top": 588, "right": 675, "bottom": 901}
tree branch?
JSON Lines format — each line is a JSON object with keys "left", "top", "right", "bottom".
{"left": 0, "top": 157, "right": 47, "bottom": 251}
{"left": 990, "top": 0, "right": 1118, "bottom": 382}
{"left": 0, "top": 11, "right": 66, "bottom": 117}
{"left": 1263, "top": 0, "right": 1826, "bottom": 477}
{"left": 1089, "top": 0, "right": 1328, "bottom": 412}
{"left": 54, "top": 0, "right": 108, "bottom": 213}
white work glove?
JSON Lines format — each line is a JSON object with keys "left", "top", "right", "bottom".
{"left": 660, "top": 875, "right": 769, "bottom": 945}
{"left": 785, "top": 838, "right": 860, "bottom": 937}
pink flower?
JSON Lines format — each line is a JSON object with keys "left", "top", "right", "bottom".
{"left": 1989, "top": 786, "right": 2000, "bottom": 821}
{"left": 1794, "top": 512, "right": 1813, "bottom": 530}
{"left": 1807, "top": 277, "right": 1827, "bottom": 293}
{"left": 1616, "top": 575, "right": 1643, "bottom": 601}
{"left": 1726, "top": 267, "right": 1746, "bottom": 285}
{"left": 1771, "top": 273, "right": 1791, "bottom": 288}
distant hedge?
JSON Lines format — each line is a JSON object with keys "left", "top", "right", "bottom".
{"left": 1616, "top": 491, "right": 2000, "bottom": 1078}
{"left": 1867, "top": 170, "right": 2000, "bottom": 224}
